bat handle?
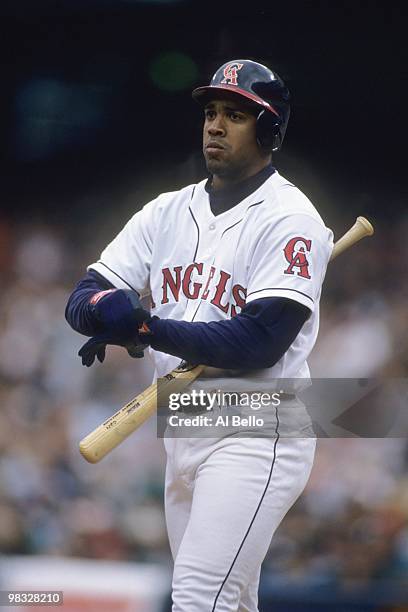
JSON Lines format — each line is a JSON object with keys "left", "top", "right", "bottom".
{"left": 330, "top": 216, "right": 374, "bottom": 261}
{"left": 356, "top": 216, "right": 374, "bottom": 236}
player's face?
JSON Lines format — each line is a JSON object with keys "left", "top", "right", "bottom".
{"left": 202, "top": 96, "right": 270, "bottom": 189}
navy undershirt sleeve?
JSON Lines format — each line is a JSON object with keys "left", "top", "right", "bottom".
{"left": 148, "top": 298, "right": 310, "bottom": 369}
{"left": 65, "top": 270, "right": 115, "bottom": 336}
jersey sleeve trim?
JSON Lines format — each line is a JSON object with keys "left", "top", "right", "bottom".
{"left": 246, "top": 287, "right": 314, "bottom": 311}
{"left": 87, "top": 261, "right": 138, "bottom": 293}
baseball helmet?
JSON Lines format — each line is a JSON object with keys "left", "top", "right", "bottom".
{"left": 192, "top": 59, "right": 290, "bottom": 152}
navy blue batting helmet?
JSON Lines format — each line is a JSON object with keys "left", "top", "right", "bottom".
{"left": 192, "top": 59, "right": 290, "bottom": 152}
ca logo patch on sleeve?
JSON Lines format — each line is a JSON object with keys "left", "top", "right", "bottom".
{"left": 283, "top": 237, "right": 312, "bottom": 279}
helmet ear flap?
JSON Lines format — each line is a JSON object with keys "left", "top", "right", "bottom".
{"left": 256, "top": 109, "right": 282, "bottom": 152}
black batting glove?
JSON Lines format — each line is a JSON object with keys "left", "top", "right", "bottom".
{"left": 78, "top": 332, "right": 147, "bottom": 367}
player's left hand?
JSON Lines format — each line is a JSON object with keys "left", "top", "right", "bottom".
{"left": 89, "top": 288, "right": 150, "bottom": 336}
{"left": 78, "top": 332, "right": 148, "bottom": 367}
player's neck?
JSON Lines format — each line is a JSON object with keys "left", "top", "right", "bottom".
{"left": 207, "top": 163, "right": 275, "bottom": 216}
{"left": 211, "top": 158, "right": 272, "bottom": 191}
{"left": 211, "top": 159, "right": 271, "bottom": 191}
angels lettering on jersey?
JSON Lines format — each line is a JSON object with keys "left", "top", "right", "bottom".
{"left": 157, "top": 238, "right": 313, "bottom": 317}
{"left": 159, "top": 263, "right": 246, "bottom": 317}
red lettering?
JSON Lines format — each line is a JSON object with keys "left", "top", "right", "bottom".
{"left": 283, "top": 237, "right": 312, "bottom": 279}
{"left": 182, "top": 263, "right": 203, "bottom": 299}
{"left": 231, "top": 284, "right": 247, "bottom": 317}
{"left": 201, "top": 266, "right": 216, "bottom": 300}
{"left": 221, "top": 62, "right": 244, "bottom": 86}
{"left": 161, "top": 266, "right": 182, "bottom": 304}
{"left": 210, "top": 270, "right": 231, "bottom": 313}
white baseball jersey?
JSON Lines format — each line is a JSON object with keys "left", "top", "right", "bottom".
{"left": 89, "top": 170, "right": 333, "bottom": 386}
{"left": 89, "top": 169, "right": 330, "bottom": 611}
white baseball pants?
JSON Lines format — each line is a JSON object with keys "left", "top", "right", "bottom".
{"left": 164, "top": 429, "right": 316, "bottom": 611}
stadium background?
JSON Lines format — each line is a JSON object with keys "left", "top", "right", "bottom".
{"left": 0, "top": 1, "right": 406, "bottom": 610}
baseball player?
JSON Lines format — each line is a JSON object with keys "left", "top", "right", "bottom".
{"left": 66, "top": 59, "right": 333, "bottom": 611}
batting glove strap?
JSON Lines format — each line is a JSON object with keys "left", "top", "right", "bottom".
{"left": 89, "top": 289, "right": 117, "bottom": 307}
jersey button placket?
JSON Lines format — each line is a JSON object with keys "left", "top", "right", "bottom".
{"left": 202, "top": 223, "right": 216, "bottom": 259}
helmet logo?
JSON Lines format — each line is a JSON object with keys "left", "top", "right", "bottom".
{"left": 221, "top": 62, "right": 243, "bottom": 86}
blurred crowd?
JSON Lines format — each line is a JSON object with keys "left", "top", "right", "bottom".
{"left": 0, "top": 204, "right": 407, "bottom": 597}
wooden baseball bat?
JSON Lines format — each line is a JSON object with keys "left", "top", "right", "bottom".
{"left": 330, "top": 216, "right": 373, "bottom": 260}
{"left": 79, "top": 216, "right": 374, "bottom": 463}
